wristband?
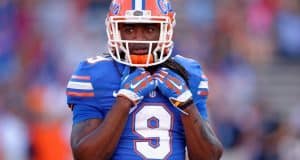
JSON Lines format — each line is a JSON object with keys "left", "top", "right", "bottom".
{"left": 178, "top": 98, "right": 193, "bottom": 110}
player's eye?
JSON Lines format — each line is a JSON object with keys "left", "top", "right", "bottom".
{"left": 147, "top": 27, "right": 154, "bottom": 33}
{"left": 145, "top": 25, "right": 158, "bottom": 33}
{"left": 124, "top": 27, "right": 135, "bottom": 34}
{"left": 121, "top": 24, "right": 136, "bottom": 34}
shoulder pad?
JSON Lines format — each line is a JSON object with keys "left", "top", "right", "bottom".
{"left": 173, "top": 55, "right": 209, "bottom": 120}
{"left": 66, "top": 55, "right": 113, "bottom": 107}
{"left": 173, "top": 55, "right": 206, "bottom": 81}
{"left": 85, "top": 55, "right": 112, "bottom": 65}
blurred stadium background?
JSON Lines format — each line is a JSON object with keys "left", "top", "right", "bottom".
{"left": 1, "top": 0, "right": 300, "bottom": 159}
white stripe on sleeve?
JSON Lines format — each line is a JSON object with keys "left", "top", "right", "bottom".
{"left": 67, "top": 81, "right": 94, "bottom": 90}
{"left": 198, "top": 81, "right": 208, "bottom": 89}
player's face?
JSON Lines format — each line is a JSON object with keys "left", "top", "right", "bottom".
{"left": 119, "top": 23, "right": 160, "bottom": 55}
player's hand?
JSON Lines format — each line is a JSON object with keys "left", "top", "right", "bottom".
{"left": 115, "top": 68, "right": 155, "bottom": 105}
{"left": 154, "top": 68, "right": 193, "bottom": 110}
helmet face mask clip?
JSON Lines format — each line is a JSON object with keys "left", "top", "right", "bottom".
{"left": 106, "top": 0, "right": 176, "bottom": 67}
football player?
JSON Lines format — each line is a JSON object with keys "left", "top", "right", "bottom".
{"left": 67, "top": 0, "right": 223, "bottom": 159}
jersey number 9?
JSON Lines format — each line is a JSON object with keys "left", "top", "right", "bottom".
{"left": 133, "top": 105, "right": 173, "bottom": 159}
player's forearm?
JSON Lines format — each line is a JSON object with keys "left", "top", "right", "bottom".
{"left": 72, "top": 97, "right": 132, "bottom": 160}
{"left": 181, "top": 104, "right": 223, "bottom": 160}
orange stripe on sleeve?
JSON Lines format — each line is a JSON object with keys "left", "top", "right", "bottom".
{"left": 71, "top": 75, "right": 91, "bottom": 80}
{"left": 67, "top": 91, "right": 94, "bottom": 97}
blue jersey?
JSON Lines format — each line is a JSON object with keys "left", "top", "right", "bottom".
{"left": 66, "top": 55, "right": 209, "bottom": 160}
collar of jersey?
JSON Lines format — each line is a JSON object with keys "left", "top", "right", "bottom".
{"left": 115, "top": 62, "right": 130, "bottom": 78}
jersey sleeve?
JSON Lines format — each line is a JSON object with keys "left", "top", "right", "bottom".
{"left": 72, "top": 104, "right": 104, "bottom": 124}
{"left": 173, "top": 55, "right": 209, "bottom": 120}
{"left": 66, "top": 60, "right": 104, "bottom": 122}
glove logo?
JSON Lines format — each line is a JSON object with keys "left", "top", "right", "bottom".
{"left": 168, "top": 79, "right": 183, "bottom": 90}
{"left": 130, "top": 80, "right": 144, "bottom": 89}
{"left": 113, "top": 90, "right": 118, "bottom": 97}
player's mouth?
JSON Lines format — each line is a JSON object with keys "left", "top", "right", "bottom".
{"left": 130, "top": 45, "right": 149, "bottom": 55}
{"left": 131, "top": 48, "right": 148, "bottom": 54}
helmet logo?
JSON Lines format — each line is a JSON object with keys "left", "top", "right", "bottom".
{"left": 157, "top": 0, "right": 172, "bottom": 14}
{"left": 110, "top": 2, "right": 120, "bottom": 15}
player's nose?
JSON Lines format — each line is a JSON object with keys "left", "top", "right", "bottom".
{"left": 134, "top": 28, "right": 146, "bottom": 41}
